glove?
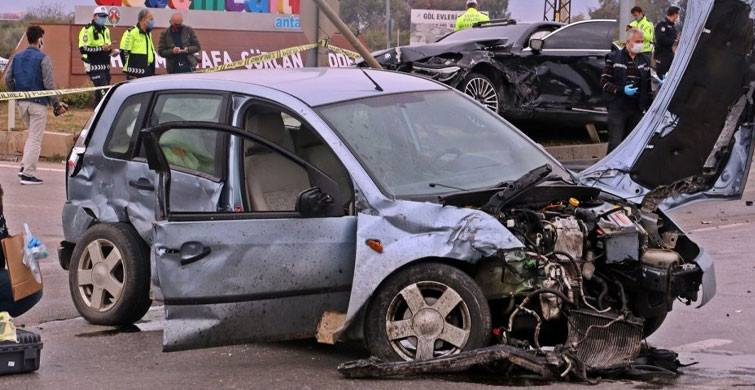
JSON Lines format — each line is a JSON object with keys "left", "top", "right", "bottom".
{"left": 624, "top": 84, "right": 638, "bottom": 96}
{"left": 658, "top": 75, "right": 666, "bottom": 86}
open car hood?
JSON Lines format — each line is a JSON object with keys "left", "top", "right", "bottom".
{"left": 578, "top": 0, "right": 755, "bottom": 211}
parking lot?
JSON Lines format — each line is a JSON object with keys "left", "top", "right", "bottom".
{"left": 1, "top": 161, "right": 754, "bottom": 390}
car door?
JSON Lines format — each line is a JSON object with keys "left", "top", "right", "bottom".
{"left": 124, "top": 91, "right": 231, "bottom": 242}
{"left": 142, "top": 118, "right": 357, "bottom": 352}
{"left": 579, "top": 0, "right": 755, "bottom": 211}
{"left": 523, "top": 20, "right": 616, "bottom": 112}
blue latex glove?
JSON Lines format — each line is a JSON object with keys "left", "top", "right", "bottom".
{"left": 658, "top": 75, "right": 666, "bottom": 86}
{"left": 27, "top": 237, "right": 41, "bottom": 249}
{"left": 624, "top": 84, "right": 638, "bottom": 96}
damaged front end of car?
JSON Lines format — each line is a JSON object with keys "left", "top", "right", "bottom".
{"left": 340, "top": 0, "right": 755, "bottom": 382}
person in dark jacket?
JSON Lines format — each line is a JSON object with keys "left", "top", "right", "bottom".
{"left": 600, "top": 28, "right": 653, "bottom": 152}
{"left": 158, "top": 13, "right": 201, "bottom": 73}
{"left": 4, "top": 26, "right": 68, "bottom": 185}
{"left": 654, "top": 6, "right": 680, "bottom": 78}
{"left": 0, "top": 185, "right": 43, "bottom": 317}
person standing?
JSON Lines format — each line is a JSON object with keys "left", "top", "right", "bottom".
{"left": 120, "top": 9, "right": 156, "bottom": 79}
{"left": 654, "top": 6, "right": 680, "bottom": 78}
{"left": 158, "top": 13, "right": 201, "bottom": 74}
{"left": 4, "top": 26, "right": 68, "bottom": 185}
{"left": 454, "top": 0, "right": 490, "bottom": 31}
{"left": 629, "top": 6, "right": 655, "bottom": 55}
{"left": 79, "top": 6, "right": 116, "bottom": 104}
{"left": 600, "top": 28, "right": 653, "bottom": 152}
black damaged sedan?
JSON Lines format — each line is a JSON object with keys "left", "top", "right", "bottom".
{"left": 367, "top": 19, "right": 618, "bottom": 127}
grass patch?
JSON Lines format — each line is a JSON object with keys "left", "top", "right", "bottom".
{"left": 0, "top": 102, "right": 93, "bottom": 134}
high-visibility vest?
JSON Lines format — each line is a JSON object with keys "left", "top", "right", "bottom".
{"left": 120, "top": 26, "right": 155, "bottom": 76}
{"left": 78, "top": 23, "right": 112, "bottom": 73}
{"left": 629, "top": 16, "right": 655, "bottom": 53}
{"left": 455, "top": 8, "right": 490, "bottom": 31}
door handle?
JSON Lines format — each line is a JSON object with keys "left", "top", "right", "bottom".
{"left": 179, "top": 241, "right": 211, "bottom": 266}
{"left": 128, "top": 177, "right": 154, "bottom": 191}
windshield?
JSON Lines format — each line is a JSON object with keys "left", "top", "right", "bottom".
{"left": 438, "top": 24, "right": 531, "bottom": 43}
{"left": 317, "top": 91, "right": 570, "bottom": 198}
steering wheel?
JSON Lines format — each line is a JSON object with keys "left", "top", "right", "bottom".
{"left": 428, "top": 147, "right": 463, "bottom": 170}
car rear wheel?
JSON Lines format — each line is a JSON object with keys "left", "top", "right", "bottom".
{"left": 461, "top": 73, "right": 500, "bottom": 113}
{"left": 69, "top": 223, "right": 151, "bottom": 325}
{"left": 364, "top": 262, "right": 491, "bottom": 362}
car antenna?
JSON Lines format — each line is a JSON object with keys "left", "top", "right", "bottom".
{"left": 429, "top": 183, "right": 468, "bottom": 191}
{"left": 360, "top": 68, "right": 384, "bottom": 92}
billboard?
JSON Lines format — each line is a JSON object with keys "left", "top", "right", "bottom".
{"left": 410, "top": 9, "right": 465, "bottom": 45}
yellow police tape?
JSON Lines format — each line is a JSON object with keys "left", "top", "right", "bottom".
{"left": 0, "top": 40, "right": 363, "bottom": 102}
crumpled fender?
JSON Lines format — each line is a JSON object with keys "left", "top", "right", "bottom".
{"left": 334, "top": 198, "right": 524, "bottom": 338}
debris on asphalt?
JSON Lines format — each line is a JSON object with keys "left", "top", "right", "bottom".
{"left": 746, "top": 201, "right": 753, "bottom": 206}
{"left": 701, "top": 221, "right": 712, "bottom": 224}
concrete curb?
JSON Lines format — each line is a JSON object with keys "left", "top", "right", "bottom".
{"left": 0, "top": 131, "right": 74, "bottom": 158}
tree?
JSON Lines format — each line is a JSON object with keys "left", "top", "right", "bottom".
{"left": 0, "top": 3, "right": 72, "bottom": 59}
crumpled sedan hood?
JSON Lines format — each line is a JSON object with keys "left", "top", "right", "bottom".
{"left": 375, "top": 38, "right": 511, "bottom": 67}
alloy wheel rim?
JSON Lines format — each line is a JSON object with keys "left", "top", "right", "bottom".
{"left": 385, "top": 281, "right": 472, "bottom": 361}
{"left": 77, "top": 239, "right": 125, "bottom": 312}
{"left": 464, "top": 77, "right": 499, "bottom": 112}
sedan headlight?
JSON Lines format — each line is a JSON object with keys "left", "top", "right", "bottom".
{"left": 412, "top": 65, "right": 461, "bottom": 82}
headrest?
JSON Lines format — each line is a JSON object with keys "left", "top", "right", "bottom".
{"left": 245, "top": 112, "right": 285, "bottom": 145}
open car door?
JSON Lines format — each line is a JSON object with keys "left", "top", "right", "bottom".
{"left": 141, "top": 121, "right": 356, "bottom": 352}
{"left": 579, "top": 0, "right": 755, "bottom": 211}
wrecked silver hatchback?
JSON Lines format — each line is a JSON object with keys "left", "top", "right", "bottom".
{"left": 63, "top": 0, "right": 753, "bottom": 381}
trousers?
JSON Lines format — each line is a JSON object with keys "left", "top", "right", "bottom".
{"left": 0, "top": 269, "right": 42, "bottom": 318}
{"left": 607, "top": 107, "right": 644, "bottom": 153}
{"left": 18, "top": 101, "right": 48, "bottom": 176}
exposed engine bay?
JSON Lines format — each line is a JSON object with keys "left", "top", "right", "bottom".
{"left": 446, "top": 165, "right": 704, "bottom": 370}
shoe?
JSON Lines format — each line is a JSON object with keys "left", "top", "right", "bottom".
{"left": 17, "top": 167, "right": 23, "bottom": 177}
{"left": 20, "top": 175, "right": 43, "bottom": 185}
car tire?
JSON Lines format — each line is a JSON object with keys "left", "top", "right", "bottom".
{"left": 69, "top": 223, "right": 152, "bottom": 325}
{"left": 643, "top": 311, "right": 668, "bottom": 337}
{"left": 460, "top": 73, "right": 501, "bottom": 113}
{"left": 364, "top": 262, "right": 491, "bottom": 362}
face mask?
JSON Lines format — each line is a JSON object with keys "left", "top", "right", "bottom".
{"left": 630, "top": 42, "right": 643, "bottom": 54}
{"left": 146, "top": 20, "right": 155, "bottom": 31}
{"left": 95, "top": 16, "right": 106, "bottom": 26}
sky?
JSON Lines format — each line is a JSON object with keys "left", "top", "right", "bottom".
{"left": 2, "top": 0, "right": 602, "bottom": 20}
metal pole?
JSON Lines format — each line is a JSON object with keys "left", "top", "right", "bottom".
{"left": 386, "top": 0, "right": 390, "bottom": 49}
{"left": 619, "top": 0, "right": 631, "bottom": 42}
{"left": 313, "top": 0, "right": 383, "bottom": 69}
{"left": 8, "top": 100, "right": 15, "bottom": 132}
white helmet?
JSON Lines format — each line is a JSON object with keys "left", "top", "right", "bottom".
{"left": 94, "top": 6, "right": 108, "bottom": 16}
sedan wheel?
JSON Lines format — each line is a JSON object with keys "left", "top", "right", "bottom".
{"left": 462, "top": 73, "right": 500, "bottom": 113}
{"left": 365, "top": 263, "right": 491, "bottom": 362}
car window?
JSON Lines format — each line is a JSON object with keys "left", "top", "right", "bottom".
{"left": 317, "top": 91, "right": 570, "bottom": 198}
{"left": 104, "top": 93, "right": 150, "bottom": 159}
{"left": 543, "top": 21, "right": 616, "bottom": 50}
{"left": 151, "top": 93, "right": 224, "bottom": 125}
{"left": 145, "top": 93, "right": 226, "bottom": 173}
{"left": 241, "top": 103, "right": 353, "bottom": 212}
{"left": 438, "top": 24, "right": 531, "bottom": 43}
{"left": 159, "top": 128, "right": 223, "bottom": 178}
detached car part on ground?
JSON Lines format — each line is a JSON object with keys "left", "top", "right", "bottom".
{"left": 364, "top": 18, "right": 619, "bottom": 127}
{"left": 60, "top": 0, "right": 753, "bottom": 382}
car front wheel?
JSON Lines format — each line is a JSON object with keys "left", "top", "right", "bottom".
{"left": 365, "top": 262, "right": 491, "bottom": 362}
{"left": 461, "top": 73, "right": 501, "bottom": 113}
{"left": 69, "top": 223, "right": 152, "bottom": 325}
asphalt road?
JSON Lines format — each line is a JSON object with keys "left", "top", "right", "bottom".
{"left": 1, "top": 161, "right": 754, "bottom": 390}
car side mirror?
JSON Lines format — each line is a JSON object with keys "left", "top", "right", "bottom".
{"left": 296, "top": 187, "right": 336, "bottom": 218}
{"left": 529, "top": 38, "right": 544, "bottom": 52}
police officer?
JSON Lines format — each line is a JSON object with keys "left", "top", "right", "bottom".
{"left": 629, "top": 6, "right": 654, "bottom": 55}
{"left": 654, "top": 6, "right": 680, "bottom": 78}
{"left": 455, "top": 0, "right": 490, "bottom": 31}
{"left": 79, "top": 6, "right": 114, "bottom": 104}
{"left": 600, "top": 28, "right": 653, "bottom": 152}
{"left": 120, "top": 9, "right": 155, "bottom": 79}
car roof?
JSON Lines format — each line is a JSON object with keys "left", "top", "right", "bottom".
{"left": 125, "top": 68, "right": 450, "bottom": 106}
